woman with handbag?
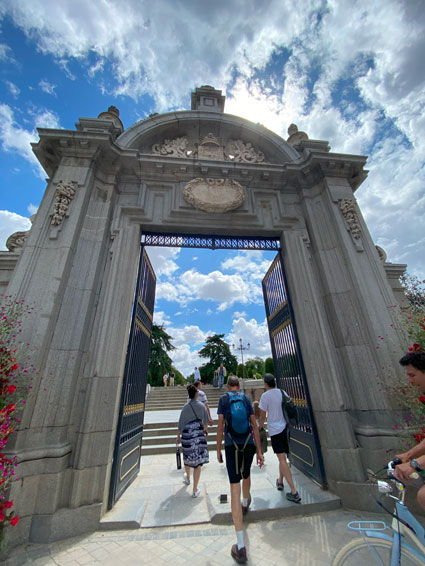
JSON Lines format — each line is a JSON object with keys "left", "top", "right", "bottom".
{"left": 176, "top": 384, "right": 209, "bottom": 497}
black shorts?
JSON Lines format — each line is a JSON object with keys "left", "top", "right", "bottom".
{"left": 270, "top": 427, "right": 290, "bottom": 454}
{"left": 224, "top": 443, "right": 256, "bottom": 484}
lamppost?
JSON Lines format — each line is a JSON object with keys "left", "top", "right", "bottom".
{"left": 232, "top": 338, "right": 250, "bottom": 380}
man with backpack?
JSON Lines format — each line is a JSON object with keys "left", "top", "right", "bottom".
{"left": 216, "top": 375, "right": 264, "bottom": 564}
{"left": 258, "top": 373, "right": 301, "bottom": 504}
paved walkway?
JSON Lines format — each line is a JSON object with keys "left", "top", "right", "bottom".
{"left": 3, "top": 407, "right": 389, "bottom": 565}
{"left": 6, "top": 508, "right": 388, "bottom": 565}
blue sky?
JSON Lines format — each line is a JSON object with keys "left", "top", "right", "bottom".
{"left": 0, "top": 0, "right": 424, "bottom": 376}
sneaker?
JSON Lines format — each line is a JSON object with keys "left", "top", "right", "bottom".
{"left": 192, "top": 488, "right": 201, "bottom": 498}
{"left": 276, "top": 479, "right": 284, "bottom": 491}
{"left": 242, "top": 494, "right": 251, "bottom": 515}
{"left": 286, "top": 491, "right": 301, "bottom": 503}
{"left": 231, "top": 544, "right": 247, "bottom": 564}
{"left": 183, "top": 472, "right": 190, "bottom": 485}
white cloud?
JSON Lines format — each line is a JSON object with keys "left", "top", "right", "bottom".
{"left": 38, "top": 79, "right": 57, "bottom": 96}
{"left": 0, "top": 210, "right": 31, "bottom": 250}
{"left": 5, "top": 80, "right": 20, "bottom": 97}
{"left": 228, "top": 316, "right": 271, "bottom": 360}
{"left": 27, "top": 203, "right": 38, "bottom": 215}
{"left": 147, "top": 246, "right": 180, "bottom": 277}
{"left": 0, "top": 104, "right": 60, "bottom": 178}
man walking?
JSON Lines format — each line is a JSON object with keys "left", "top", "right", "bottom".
{"left": 194, "top": 367, "right": 201, "bottom": 381}
{"left": 217, "top": 376, "right": 264, "bottom": 564}
{"left": 162, "top": 372, "right": 168, "bottom": 387}
{"left": 258, "top": 373, "right": 301, "bottom": 503}
{"left": 218, "top": 362, "right": 227, "bottom": 389}
{"left": 169, "top": 371, "right": 175, "bottom": 386}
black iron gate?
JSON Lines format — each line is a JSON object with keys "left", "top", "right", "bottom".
{"left": 108, "top": 246, "right": 156, "bottom": 508}
{"left": 262, "top": 252, "right": 326, "bottom": 487}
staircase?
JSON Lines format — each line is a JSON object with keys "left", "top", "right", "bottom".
{"left": 142, "top": 385, "right": 223, "bottom": 456}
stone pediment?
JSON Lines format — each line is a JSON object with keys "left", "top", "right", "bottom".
{"left": 152, "top": 132, "right": 265, "bottom": 163}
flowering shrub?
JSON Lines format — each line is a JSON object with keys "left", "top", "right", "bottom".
{"left": 0, "top": 296, "right": 35, "bottom": 542}
{"left": 384, "top": 275, "right": 425, "bottom": 449}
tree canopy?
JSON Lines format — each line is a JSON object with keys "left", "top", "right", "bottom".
{"left": 198, "top": 333, "right": 237, "bottom": 383}
{"left": 148, "top": 324, "right": 176, "bottom": 386}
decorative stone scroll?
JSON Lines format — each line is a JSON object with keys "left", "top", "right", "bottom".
{"left": 152, "top": 136, "right": 192, "bottom": 158}
{"left": 51, "top": 181, "right": 77, "bottom": 226}
{"left": 224, "top": 139, "right": 265, "bottom": 163}
{"left": 183, "top": 178, "right": 245, "bottom": 213}
{"left": 6, "top": 231, "right": 29, "bottom": 252}
{"left": 152, "top": 133, "right": 266, "bottom": 163}
{"left": 339, "top": 199, "right": 361, "bottom": 240}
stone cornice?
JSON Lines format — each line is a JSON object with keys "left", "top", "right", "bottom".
{"left": 32, "top": 123, "right": 368, "bottom": 193}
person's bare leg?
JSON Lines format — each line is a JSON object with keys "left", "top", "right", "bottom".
{"left": 184, "top": 464, "right": 191, "bottom": 482}
{"left": 193, "top": 466, "right": 201, "bottom": 492}
{"left": 277, "top": 453, "right": 296, "bottom": 493}
{"left": 417, "top": 485, "right": 425, "bottom": 510}
{"left": 230, "top": 482, "right": 243, "bottom": 531}
{"left": 241, "top": 475, "right": 251, "bottom": 500}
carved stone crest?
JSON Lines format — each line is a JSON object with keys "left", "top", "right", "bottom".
{"left": 51, "top": 181, "right": 77, "bottom": 226}
{"left": 183, "top": 178, "right": 245, "bottom": 213}
{"left": 339, "top": 198, "right": 361, "bottom": 240}
{"left": 152, "top": 134, "right": 266, "bottom": 163}
{"left": 197, "top": 133, "right": 224, "bottom": 160}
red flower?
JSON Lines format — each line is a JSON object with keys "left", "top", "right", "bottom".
{"left": 6, "top": 384, "right": 16, "bottom": 394}
{"left": 3, "top": 501, "right": 13, "bottom": 509}
{"left": 419, "top": 395, "right": 425, "bottom": 404}
{"left": 0, "top": 511, "right": 4, "bottom": 522}
{"left": 10, "top": 516, "right": 19, "bottom": 526}
{"left": 409, "top": 344, "right": 423, "bottom": 352}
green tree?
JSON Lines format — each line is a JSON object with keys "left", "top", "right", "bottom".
{"left": 245, "top": 357, "right": 265, "bottom": 376}
{"left": 148, "top": 324, "right": 176, "bottom": 386}
{"left": 198, "top": 333, "right": 238, "bottom": 383}
{"left": 265, "top": 357, "right": 274, "bottom": 374}
{"left": 236, "top": 363, "right": 244, "bottom": 378}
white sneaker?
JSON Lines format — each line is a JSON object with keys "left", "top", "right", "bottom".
{"left": 192, "top": 488, "right": 201, "bottom": 498}
{"left": 183, "top": 472, "right": 190, "bottom": 485}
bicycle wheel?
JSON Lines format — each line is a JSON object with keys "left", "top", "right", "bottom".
{"left": 332, "top": 537, "right": 425, "bottom": 565}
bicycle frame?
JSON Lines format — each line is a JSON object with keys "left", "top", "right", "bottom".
{"left": 347, "top": 499, "right": 425, "bottom": 565}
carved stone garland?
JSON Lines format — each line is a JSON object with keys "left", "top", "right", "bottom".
{"left": 339, "top": 198, "right": 361, "bottom": 240}
{"left": 51, "top": 181, "right": 77, "bottom": 226}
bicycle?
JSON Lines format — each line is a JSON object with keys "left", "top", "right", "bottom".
{"left": 332, "top": 460, "right": 425, "bottom": 565}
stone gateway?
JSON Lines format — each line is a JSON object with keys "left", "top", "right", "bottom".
{"left": 0, "top": 86, "right": 407, "bottom": 546}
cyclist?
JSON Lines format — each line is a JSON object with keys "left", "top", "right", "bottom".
{"left": 394, "top": 351, "right": 425, "bottom": 509}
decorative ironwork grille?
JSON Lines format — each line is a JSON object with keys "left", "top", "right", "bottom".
{"left": 142, "top": 232, "right": 280, "bottom": 251}
{"left": 263, "top": 253, "right": 326, "bottom": 487}
{"left": 108, "top": 246, "right": 156, "bottom": 508}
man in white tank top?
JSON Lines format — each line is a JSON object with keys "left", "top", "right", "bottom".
{"left": 259, "top": 373, "right": 301, "bottom": 503}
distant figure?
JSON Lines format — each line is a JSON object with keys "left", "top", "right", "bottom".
{"left": 259, "top": 373, "right": 301, "bottom": 503}
{"left": 194, "top": 367, "right": 201, "bottom": 381}
{"left": 170, "top": 371, "right": 175, "bottom": 386}
{"left": 163, "top": 372, "right": 169, "bottom": 387}
{"left": 218, "top": 363, "right": 227, "bottom": 389}
{"left": 176, "top": 384, "right": 209, "bottom": 498}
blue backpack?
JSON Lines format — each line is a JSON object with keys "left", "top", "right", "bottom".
{"left": 223, "top": 392, "right": 251, "bottom": 441}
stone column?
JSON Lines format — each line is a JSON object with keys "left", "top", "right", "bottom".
{"left": 5, "top": 139, "right": 121, "bottom": 542}
{"left": 286, "top": 174, "right": 404, "bottom": 507}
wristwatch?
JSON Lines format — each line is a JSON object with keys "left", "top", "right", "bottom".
{"left": 410, "top": 459, "right": 425, "bottom": 479}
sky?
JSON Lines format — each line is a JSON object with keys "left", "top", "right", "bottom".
{"left": 0, "top": 0, "right": 424, "bottom": 377}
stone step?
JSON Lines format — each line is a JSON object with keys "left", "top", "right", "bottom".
{"left": 143, "top": 425, "right": 218, "bottom": 437}
{"left": 141, "top": 439, "right": 219, "bottom": 456}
